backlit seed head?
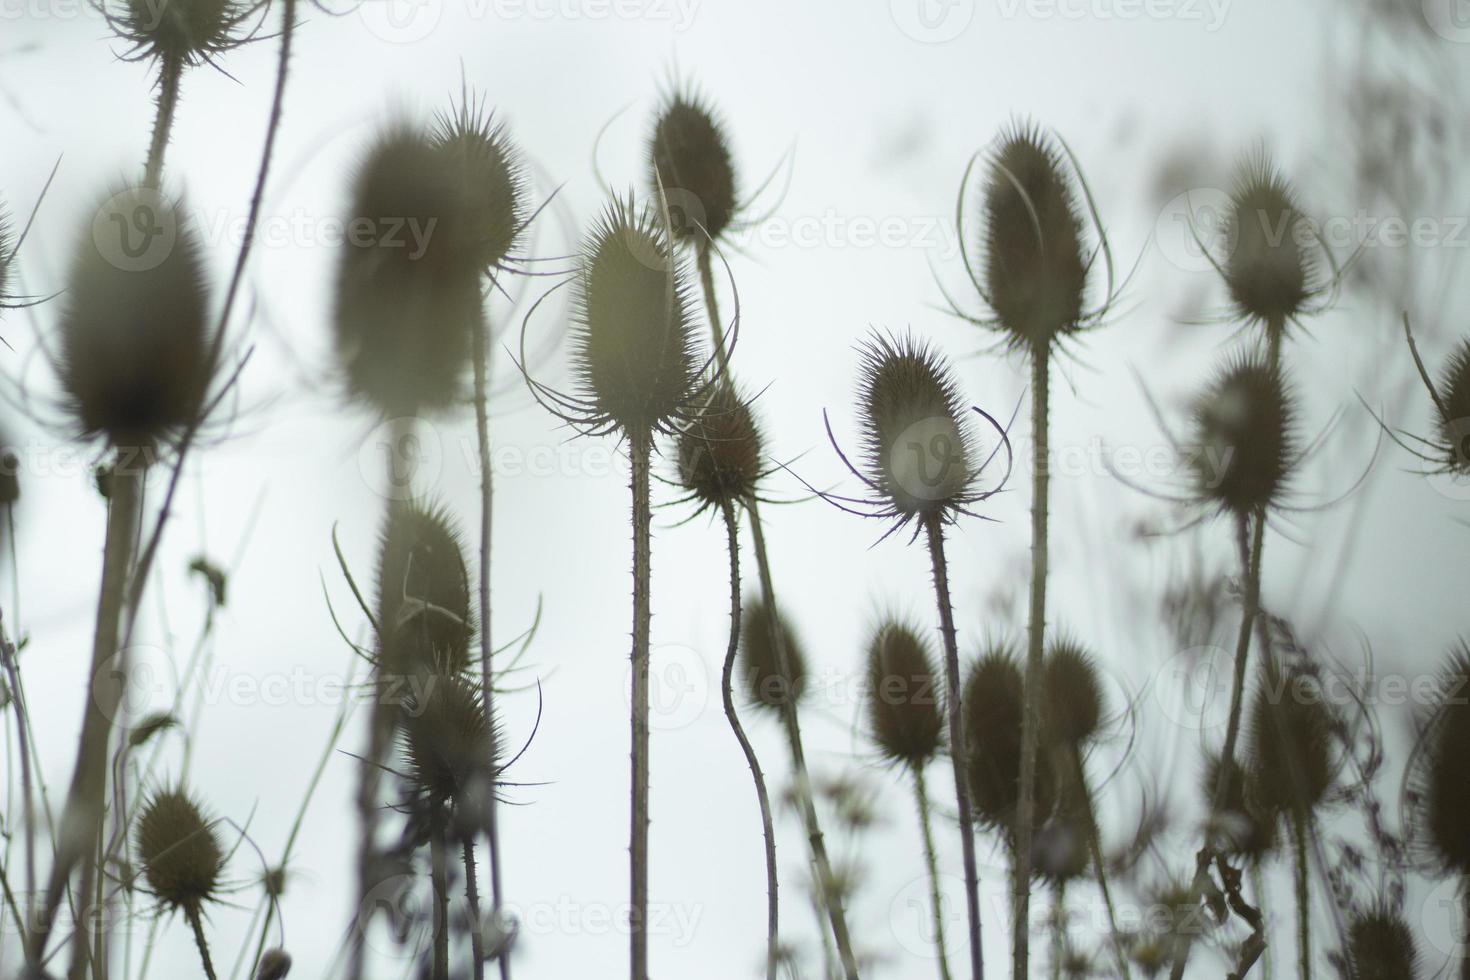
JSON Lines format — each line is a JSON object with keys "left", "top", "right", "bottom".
{"left": 675, "top": 383, "right": 764, "bottom": 510}
{"left": 571, "top": 196, "right": 702, "bottom": 435}
{"left": 400, "top": 673, "right": 497, "bottom": 807}
{"left": 431, "top": 101, "right": 527, "bottom": 274}
{"left": 1224, "top": 156, "right": 1313, "bottom": 330}
{"left": 1341, "top": 905, "right": 1418, "bottom": 980}
{"left": 117, "top": 0, "right": 251, "bottom": 66}
{"left": 1407, "top": 644, "right": 1470, "bottom": 877}
{"left": 1246, "top": 657, "right": 1335, "bottom": 822}
{"left": 135, "top": 787, "right": 224, "bottom": 913}
{"left": 1191, "top": 355, "right": 1296, "bottom": 515}
{"left": 333, "top": 126, "right": 480, "bottom": 416}
{"left": 253, "top": 948, "right": 293, "bottom": 980}
{"left": 1043, "top": 637, "right": 1104, "bottom": 748}
{"left": 60, "top": 187, "right": 210, "bottom": 449}
{"left": 1201, "top": 751, "right": 1276, "bottom": 862}
{"left": 648, "top": 89, "right": 737, "bottom": 243}
{"left": 980, "top": 123, "right": 1087, "bottom": 351}
{"left": 963, "top": 647, "right": 1056, "bottom": 833}
{"left": 864, "top": 618, "right": 944, "bottom": 768}
{"left": 739, "top": 594, "right": 806, "bottom": 712}
{"left": 376, "top": 502, "right": 475, "bottom": 675}
{"left": 857, "top": 331, "right": 975, "bottom": 521}
{"left": 1435, "top": 339, "right": 1470, "bottom": 473}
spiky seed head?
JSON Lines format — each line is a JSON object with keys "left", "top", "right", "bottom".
{"left": 1043, "top": 638, "right": 1104, "bottom": 748}
{"left": 979, "top": 124, "right": 1087, "bottom": 351}
{"left": 864, "top": 618, "right": 944, "bottom": 767}
{"left": 1341, "top": 905, "right": 1418, "bottom": 980}
{"left": 1191, "top": 355, "right": 1296, "bottom": 515}
{"left": 857, "top": 332, "right": 975, "bottom": 521}
{"left": 1246, "top": 657, "right": 1335, "bottom": 822}
{"left": 963, "top": 647, "right": 1056, "bottom": 833}
{"left": 119, "top": 0, "right": 247, "bottom": 66}
{"left": 431, "top": 103, "right": 527, "bottom": 274}
{"left": 400, "top": 674, "right": 496, "bottom": 806}
{"left": 59, "top": 187, "right": 210, "bottom": 449}
{"left": 675, "top": 383, "right": 764, "bottom": 509}
{"left": 1407, "top": 644, "right": 1470, "bottom": 877}
{"left": 135, "top": 787, "right": 224, "bottom": 913}
{"left": 376, "top": 502, "right": 475, "bottom": 676}
{"left": 648, "top": 91, "right": 737, "bottom": 243}
{"left": 1224, "top": 157, "right": 1313, "bottom": 330}
{"left": 1435, "top": 339, "right": 1470, "bottom": 473}
{"left": 1201, "top": 751, "right": 1276, "bottom": 862}
{"left": 253, "top": 948, "right": 293, "bottom": 980}
{"left": 571, "top": 197, "right": 702, "bottom": 435}
{"left": 333, "top": 126, "right": 480, "bottom": 416}
{"left": 739, "top": 594, "right": 806, "bottom": 712}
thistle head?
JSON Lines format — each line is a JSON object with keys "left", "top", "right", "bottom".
{"left": 856, "top": 331, "right": 979, "bottom": 525}
{"left": 400, "top": 673, "right": 497, "bottom": 808}
{"left": 375, "top": 501, "right": 475, "bottom": 676}
{"left": 1340, "top": 904, "right": 1419, "bottom": 980}
{"left": 431, "top": 99, "right": 527, "bottom": 275}
{"left": 1406, "top": 644, "right": 1470, "bottom": 877}
{"left": 1434, "top": 338, "right": 1470, "bottom": 474}
{"left": 1224, "top": 155, "right": 1314, "bottom": 332}
{"left": 59, "top": 186, "right": 211, "bottom": 450}
{"left": 1043, "top": 637, "right": 1105, "bottom": 749}
{"left": 964, "top": 646, "right": 1056, "bottom": 833}
{"left": 1201, "top": 751, "right": 1276, "bottom": 862}
{"left": 570, "top": 195, "right": 702, "bottom": 436}
{"left": 864, "top": 618, "right": 944, "bottom": 768}
{"left": 332, "top": 125, "right": 480, "bottom": 417}
{"left": 1191, "top": 355, "right": 1296, "bottom": 516}
{"left": 1246, "top": 656, "right": 1335, "bottom": 823}
{"left": 135, "top": 786, "right": 224, "bottom": 913}
{"left": 675, "top": 382, "right": 764, "bottom": 511}
{"left": 739, "top": 594, "right": 806, "bottom": 712}
{"left": 979, "top": 123, "right": 1088, "bottom": 351}
{"left": 648, "top": 89, "right": 737, "bottom": 244}
{"left": 116, "top": 0, "right": 252, "bottom": 66}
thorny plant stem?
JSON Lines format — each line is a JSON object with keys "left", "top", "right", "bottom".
{"left": 1294, "top": 816, "right": 1310, "bottom": 980}
{"left": 472, "top": 300, "right": 508, "bottom": 980}
{"left": 913, "top": 766, "right": 953, "bottom": 980}
{"left": 187, "top": 905, "right": 218, "bottom": 980}
{"left": 720, "top": 501, "right": 780, "bottom": 980}
{"left": 431, "top": 820, "right": 450, "bottom": 980}
{"left": 1015, "top": 340, "right": 1051, "bottom": 980}
{"left": 745, "top": 499, "right": 861, "bottom": 979}
{"left": 143, "top": 55, "right": 182, "bottom": 190}
{"left": 923, "top": 516, "right": 984, "bottom": 980}
{"left": 463, "top": 837, "right": 486, "bottom": 979}
{"left": 630, "top": 428, "right": 653, "bottom": 980}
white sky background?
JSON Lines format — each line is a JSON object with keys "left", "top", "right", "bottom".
{"left": 3, "top": 0, "right": 1470, "bottom": 976}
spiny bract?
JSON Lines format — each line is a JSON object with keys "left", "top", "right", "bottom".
{"left": 432, "top": 100, "right": 528, "bottom": 275}
{"left": 979, "top": 124, "right": 1087, "bottom": 350}
{"left": 376, "top": 501, "right": 476, "bottom": 676}
{"left": 570, "top": 196, "right": 702, "bottom": 436}
{"left": 59, "top": 186, "right": 210, "bottom": 449}
{"left": 864, "top": 618, "right": 944, "bottom": 768}
{"left": 1191, "top": 355, "right": 1296, "bottom": 516}
{"left": 675, "top": 383, "right": 764, "bottom": 511}
{"left": 1435, "top": 338, "right": 1470, "bottom": 473}
{"left": 1341, "top": 905, "right": 1419, "bottom": 980}
{"left": 400, "top": 673, "right": 497, "bottom": 807}
{"left": 739, "top": 594, "right": 807, "bottom": 712}
{"left": 1407, "top": 644, "right": 1470, "bottom": 877}
{"left": 135, "top": 787, "right": 224, "bottom": 913}
{"left": 118, "top": 0, "right": 251, "bottom": 66}
{"left": 648, "top": 90, "right": 737, "bottom": 244}
{"left": 1224, "top": 156, "right": 1314, "bottom": 331}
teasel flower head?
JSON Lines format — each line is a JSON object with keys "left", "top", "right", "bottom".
{"left": 135, "top": 786, "right": 225, "bottom": 914}
{"left": 399, "top": 673, "right": 499, "bottom": 813}
{"left": 1338, "top": 903, "right": 1419, "bottom": 980}
{"left": 963, "top": 646, "right": 1056, "bottom": 837}
{"left": 431, "top": 94, "right": 529, "bottom": 277}
{"left": 109, "top": 0, "right": 260, "bottom": 67}
{"left": 1201, "top": 751, "right": 1277, "bottom": 863}
{"left": 333, "top": 124, "right": 481, "bottom": 417}
{"left": 673, "top": 381, "right": 767, "bottom": 515}
{"left": 864, "top": 617, "right": 944, "bottom": 768}
{"left": 1246, "top": 655, "right": 1336, "bottom": 825}
{"left": 1043, "top": 636, "right": 1105, "bottom": 749}
{"left": 1222, "top": 153, "right": 1319, "bottom": 336}
{"left": 59, "top": 185, "right": 212, "bottom": 450}
{"left": 1405, "top": 643, "right": 1470, "bottom": 879}
{"left": 647, "top": 87, "right": 737, "bottom": 245}
{"left": 1431, "top": 338, "right": 1470, "bottom": 475}
{"left": 375, "top": 501, "right": 476, "bottom": 677}
{"left": 739, "top": 594, "right": 807, "bottom": 713}
{"left": 945, "top": 122, "right": 1119, "bottom": 355}
{"left": 1190, "top": 354, "right": 1298, "bottom": 517}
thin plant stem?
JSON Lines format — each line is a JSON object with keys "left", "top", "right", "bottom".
{"left": 630, "top": 427, "right": 653, "bottom": 980}
{"left": 1462, "top": 873, "right": 1469, "bottom": 980}
{"left": 431, "top": 819, "right": 449, "bottom": 980}
{"left": 187, "top": 905, "right": 218, "bottom": 980}
{"left": 913, "top": 766, "right": 953, "bottom": 980}
{"left": 923, "top": 516, "right": 983, "bottom": 980}
{"left": 143, "top": 56, "right": 183, "bottom": 190}
{"left": 1069, "top": 750, "right": 1130, "bottom": 980}
{"left": 463, "top": 837, "right": 486, "bottom": 980}
{"left": 695, "top": 244, "right": 729, "bottom": 374}
{"left": 0, "top": 607, "right": 35, "bottom": 914}
{"left": 719, "top": 500, "right": 779, "bottom": 980}
{"left": 1051, "top": 881, "right": 1065, "bottom": 980}
{"left": 1294, "top": 816, "right": 1310, "bottom": 980}
{"left": 1015, "top": 340, "right": 1051, "bottom": 980}
{"left": 745, "top": 499, "right": 861, "bottom": 979}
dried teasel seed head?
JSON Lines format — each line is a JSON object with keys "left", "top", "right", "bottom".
{"left": 1341, "top": 904, "right": 1418, "bottom": 980}
{"left": 400, "top": 673, "right": 497, "bottom": 807}
{"left": 857, "top": 331, "right": 976, "bottom": 521}
{"left": 1043, "top": 637, "right": 1104, "bottom": 748}
{"left": 333, "top": 125, "right": 480, "bottom": 416}
{"left": 376, "top": 501, "right": 476, "bottom": 675}
{"left": 571, "top": 196, "right": 702, "bottom": 436}
{"left": 60, "top": 186, "right": 211, "bottom": 450}
{"left": 1201, "top": 751, "right": 1276, "bottom": 862}
{"left": 980, "top": 123, "right": 1087, "bottom": 351}
{"left": 648, "top": 89, "right": 737, "bottom": 244}
{"left": 739, "top": 594, "right": 807, "bottom": 712}
{"left": 1434, "top": 338, "right": 1470, "bottom": 474}
{"left": 1224, "top": 155, "right": 1313, "bottom": 331}
{"left": 675, "top": 383, "right": 764, "bottom": 510}
{"left": 431, "top": 101, "right": 527, "bottom": 274}
{"left": 1407, "top": 644, "right": 1470, "bottom": 877}
{"left": 118, "top": 0, "right": 250, "bottom": 67}
{"left": 1191, "top": 355, "right": 1296, "bottom": 516}
{"left": 864, "top": 618, "right": 944, "bottom": 768}
{"left": 253, "top": 948, "right": 292, "bottom": 980}
{"left": 135, "top": 787, "right": 224, "bottom": 913}
{"left": 1246, "top": 656, "right": 1335, "bottom": 823}
{"left": 963, "top": 647, "right": 1056, "bottom": 834}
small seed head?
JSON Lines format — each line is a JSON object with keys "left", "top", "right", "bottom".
{"left": 1043, "top": 637, "right": 1104, "bottom": 748}
{"left": 1341, "top": 905, "right": 1418, "bottom": 980}
{"left": 135, "top": 787, "right": 224, "bottom": 913}
{"left": 1246, "top": 657, "right": 1335, "bottom": 823}
{"left": 864, "top": 618, "right": 944, "bottom": 767}
{"left": 1407, "top": 644, "right": 1470, "bottom": 877}
{"left": 963, "top": 647, "right": 1056, "bottom": 834}
{"left": 739, "top": 594, "right": 806, "bottom": 712}
{"left": 675, "top": 383, "right": 764, "bottom": 509}
{"left": 1191, "top": 355, "right": 1296, "bottom": 515}
{"left": 376, "top": 502, "right": 476, "bottom": 675}
{"left": 1225, "top": 156, "right": 1313, "bottom": 330}
{"left": 119, "top": 0, "right": 249, "bottom": 66}
{"left": 1201, "top": 751, "right": 1276, "bottom": 862}
{"left": 431, "top": 103, "right": 527, "bottom": 274}
{"left": 648, "top": 90, "right": 737, "bottom": 243}
{"left": 253, "top": 948, "right": 292, "bottom": 980}
{"left": 400, "top": 673, "right": 496, "bottom": 807}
